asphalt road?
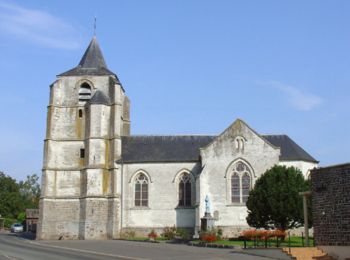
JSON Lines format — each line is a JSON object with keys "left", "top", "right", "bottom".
{"left": 0, "top": 233, "right": 288, "bottom": 260}
{"left": 0, "top": 233, "right": 128, "bottom": 260}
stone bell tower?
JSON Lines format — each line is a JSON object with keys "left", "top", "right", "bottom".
{"left": 37, "top": 37, "right": 130, "bottom": 239}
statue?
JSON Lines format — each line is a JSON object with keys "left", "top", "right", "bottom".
{"left": 205, "top": 195, "right": 211, "bottom": 214}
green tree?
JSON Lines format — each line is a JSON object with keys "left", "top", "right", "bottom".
{"left": 19, "top": 174, "right": 41, "bottom": 209}
{"left": 0, "top": 172, "right": 22, "bottom": 218}
{"left": 246, "top": 165, "right": 310, "bottom": 231}
{"left": 0, "top": 172, "right": 41, "bottom": 221}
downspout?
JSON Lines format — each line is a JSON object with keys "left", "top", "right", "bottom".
{"left": 120, "top": 159, "right": 124, "bottom": 231}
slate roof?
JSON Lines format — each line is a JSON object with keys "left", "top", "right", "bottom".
{"left": 89, "top": 90, "right": 111, "bottom": 105}
{"left": 120, "top": 136, "right": 215, "bottom": 163}
{"left": 262, "top": 135, "right": 318, "bottom": 163}
{"left": 119, "top": 135, "right": 317, "bottom": 163}
{"left": 58, "top": 36, "right": 120, "bottom": 82}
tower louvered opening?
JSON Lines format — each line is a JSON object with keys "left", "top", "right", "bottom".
{"left": 79, "top": 83, "right": 92, "bottom": 102}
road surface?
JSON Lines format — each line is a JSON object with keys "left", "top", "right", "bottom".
{"left": 0, "top": 232, "right": 288, "bottom": 260}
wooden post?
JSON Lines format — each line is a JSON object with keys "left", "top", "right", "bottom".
{"left": 299, "top": 191, "right": 311, "bottom": 247}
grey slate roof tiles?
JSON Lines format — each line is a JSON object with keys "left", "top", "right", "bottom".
{"left": 120, "top": 136, "right": 215, "bottom": 163}
{"left": 120, "top": 135, "right": 317, "bottom": 163}
{"left": 58, "top": 36, "right": 120, "bottom": 81}
{"left": 262, "top": 134, "right": 318, "bottom": 163}
{"left": 89, "top": 90, "right": 111, "bottom": 105}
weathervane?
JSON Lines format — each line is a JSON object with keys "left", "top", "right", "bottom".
{"left": 94, "top": 16, "right": 97, "bottom": 36}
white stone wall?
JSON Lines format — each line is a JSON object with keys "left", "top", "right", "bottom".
{"left": 39, "top": 73, "right": 128, "bottom": 240}
{"left": 199, "top": 120, "right": 281, "bottom": 236}
{"left": 279, "top": 160, "right": 318, "bottom": 178}
{"left": 121, "top": 162, "right": 201, "bottom": 232}
{"left": 42, "top": 170, "right": 81, "bottom": 197}
{"left": 45, "top": 140, "right": 84, "bottom": 169}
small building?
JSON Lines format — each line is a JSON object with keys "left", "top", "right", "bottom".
{"left": 311, "top": 163, "right": 350, "bottom": 260}
{"left": 26, "top": 209, "right": 39, "bottom": 232}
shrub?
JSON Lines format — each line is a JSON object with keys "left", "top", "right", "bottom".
{"left": 4, "top": 218, "right": 16, "bottom": 228}
{"left": 148, "top": 229, "right": 157, "bottom": 240}
{"left": 17, "top": 212, "right": 26, "bottom": 224}
{"left": 120, "top": 230, "right": 136, "bottom": 239}
{"left": 217, "top": 228, "right": 223, "bottom": 239}
{"left": 241, "top": 229, "right": 286, "bottom": 241}
{"left": 200, "top": 233, "right": 217, "bottom": 243}
{"left": 272, "top": 229, "right": 286, "bottom": 239}
{"left": 161, "top": 226, "right": 176, "bottom": 240}
{"left": 200, "top": 230, "right": 217, "bottom": 243}
{"left": 176, "top": 228, "right": 190, "bottom": 241}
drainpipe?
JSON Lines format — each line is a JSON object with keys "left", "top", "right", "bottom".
{"left": 120, "top": 160, "right": 124, "bottom": 231}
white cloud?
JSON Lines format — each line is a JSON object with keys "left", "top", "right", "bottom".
{"left": 0, "top": 1, "right": 81, "bottom": 49}
{"left": 261, "top": 80, "right": 323, "bottom": 111}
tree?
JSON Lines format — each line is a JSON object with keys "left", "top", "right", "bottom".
{"left": 0, "top": 172, "right": 22, "bottom": 219}
{"left": 19, "top": 174, "right": 41, "bottom": 209}
{"left": 0, "top": 172, "right": 41, "bottom": 220}
{"left": 246, "top": 165, "right": 310, "bottom": 231}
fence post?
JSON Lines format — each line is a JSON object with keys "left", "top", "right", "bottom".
{"left": 288, "top": 231, "right": 291, "bottom": 254}
{"left": 265, "top": 237, "right": 267, "bottom": 248}
{"left": 244, "top": 239, "right": 247, "bottom": 249}
{"left": 254, "top": 236, "right": 256, "bottom": 248}
{"left": 276, "top": 237, "right": 279, "bottom": 248}
{"left": 301, "top": 232, "right": 304, "bottom": 247}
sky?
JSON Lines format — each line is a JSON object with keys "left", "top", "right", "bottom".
{"left": 0, "top": 1, "right": 349, "bottom": 181}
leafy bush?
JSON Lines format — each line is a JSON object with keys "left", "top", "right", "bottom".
{"left": 216, "top": 228, "right": 223, "bottom": 239}
{"left": 241, "top": 229, "right": 286, "bottom": 240}
{"left": 176, "top": 228, "right": 190, "bottom": 241}
{"left": 120, "top": 230, "right": 136, "bottom": 239}
{"left": 200, "top": 229, "right": 218, "bottom": 243}
{"left": 4, "top": 218, "right": 16, "bottom": 228}
{"left": 148, "top": 229, "right": 158, "bottom": 240}
{"left": 161, "top": 226, "right": 176, "bottom": 240}
{"left": 17, "top": 212, "right": 26, "bottom": 223}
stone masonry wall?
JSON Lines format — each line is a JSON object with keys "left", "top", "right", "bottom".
{"left": 311, "top": 163, "right": 350, "bottom": 246}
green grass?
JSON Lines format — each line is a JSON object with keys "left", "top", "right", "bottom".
{"left": 122, "top": 236, "right": 314, "bottom": 248}
{"left": 194, "top": 236, "right": 314, "bottom": 248}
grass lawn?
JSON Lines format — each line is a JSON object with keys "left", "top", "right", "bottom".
{"left": 194, "top": 236, "right": 314, "bottom": 248}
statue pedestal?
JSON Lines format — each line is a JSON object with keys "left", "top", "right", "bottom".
{"left": 201, "top": 213, "right": 215, "bottom": 232}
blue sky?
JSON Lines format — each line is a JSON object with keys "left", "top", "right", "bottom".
{"left": 0, "top": 1, "right": 349, "bottom": 180}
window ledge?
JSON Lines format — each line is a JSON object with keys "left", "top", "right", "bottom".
{"left": 130, "top": 206, "right": 151, "bottom": 210}
{"left": 175, "top": 206, "right": 195, "bottom": 210}
{"left": 226, "top": 203, "right": 247, "bottom": 207}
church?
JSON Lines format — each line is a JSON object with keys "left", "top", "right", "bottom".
{"left": 37, "top": 37, "right": 318, "bottom": 240}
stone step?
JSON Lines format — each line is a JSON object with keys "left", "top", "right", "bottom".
{"left": 282, "top": 247, "right": 336, "bottom": 260}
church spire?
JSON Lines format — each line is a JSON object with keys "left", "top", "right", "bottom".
{"left": 58, "top": 36, "right": 119, "bottom": 82}
{"left": 78, "top": 36, "right": 107, "bottom": 69}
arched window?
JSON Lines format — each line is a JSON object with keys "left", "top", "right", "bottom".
{"left": 242, "top": 172, "right": 251, "bottom": 203}
{"left": 231, "top": 161, "right": 252, "bottom": 204}
{"left": 234, "top": 136, "right": 245, "bottom": 152}
{"left": 79, "top": 83, "right": 92, "bottom": 102}
{"left": 231, "top": 173, "right": 240, "bottom": 203}
{"left": 134, "top": 173, "right": 148, "bottom": 207}
{"left": 178, "top": 173, "right": 192, "bottom": 207}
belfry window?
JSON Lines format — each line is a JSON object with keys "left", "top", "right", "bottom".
{"left": 230, "top": 161, "right": 252, "bottom": 204}
{"left": 79, "top": 83, "right": 92, "bottom": 102}
{"left": 135, "top": 173, "right": 148, "bottom": 207}
{"left": 178, "top": 173, "right": 192, "bottom": 207}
